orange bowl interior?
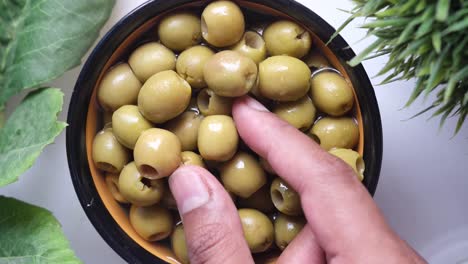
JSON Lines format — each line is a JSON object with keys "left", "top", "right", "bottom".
{"left": 85, "top": 1, "right": 364, "bottom": 263}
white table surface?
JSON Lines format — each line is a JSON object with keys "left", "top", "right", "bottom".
{"left": 2, "top": 0, "right": 468, "bottom": 263}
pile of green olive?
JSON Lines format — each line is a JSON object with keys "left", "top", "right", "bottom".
{"left": 92, "top": 1, "right": 365, "bottom": 262}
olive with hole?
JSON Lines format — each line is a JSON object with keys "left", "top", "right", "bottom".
{"left": 198, "top": 115, "right": 238, "bottom": 161}
{"left": 158, "top": 12, "right": 202, "bottom": 52}
{"left": 138, "top": 70, "right": 192, "bottom": 124}
{"left": 220, "top": 151, "right": 267, "bottom": 198}
{"left": 197, "top": 88, "right": 233, "bottom": 116}
{"left": 304, "top": 49, "right": 330, "bottom": 69}
{"left": 112, "top": 105, "right": 153, "bottom": 149}
{"left": 105, "top": 173, "right": 129, "bottom": 204}
{"left": 238, "top": 185, "right": 275, "bottom": 213}
{"left": 204, "top": 50, "right": 258, "bottom": 97}
{"left": 181, "top": 151, "right": 206, "bottom": 168}
{"left": 128, "top": 42, "right": 176, "bottom": 82}
{"left": 165, "top": 111, "right": 203, "bottom": 151}
{"left": 270, "top": 177, "right": 302, "bottom": 216}
{"left": 134, "top": 128, "right": 182, "bottom": 179}
{"left": 310, "top": 71, "right": 354, "bottom": 116}
{"left": 264, "top": 20, "right": 312, "bottom": 58}
{"left": 118, "top": 162, "right": 166, "bottom": 206}
{"left": 238, "top": 208, "right": 274, "bottom": 253}
{"left": 129, "top": 204, "right": 173, "bottom": 241}
{"left": 230, "top": 31, "right": 267, "bottom": 64}
{"left": 97, "top": 63, "right": 142, "bottom": 112}
{"left": 258, "top": 55, "right": 311, "bottom": 101}
{"left": 92, "top": 128, "right": 130, "bottom": 173}
{"left": 171, "top": 224, "right": 189, "bottom": 264}
{"left": 309, "top": 117, "right": 359, "bottom": 151}
{"left": 329, "top": 148, "right": 365, "bottom": 181}
{"left": 274, "top": 213, "right": 306, "bottom": 250}
{"left": 273, "top": 96, "right": 316, "bottom": 131}
{"left": 176, "top": 46, "right": 214, "bottom": 89}
{"left": 201, "top": 0, "right": 245, "bottom": 47}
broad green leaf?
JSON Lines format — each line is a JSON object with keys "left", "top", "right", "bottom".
{"left": 0, "top": 88, "right": 66, "bottom": 186}
{"left": 0, "top": 196, "right": 82, "bottom": 264}
{"left": 0, "top": 0, "right": 115, "bottom": 108}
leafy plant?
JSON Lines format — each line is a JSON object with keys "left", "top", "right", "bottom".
{"left": 0, "top": 0, "right": 115, "bottom": 262}
{"left": 332, "top": 0, "right": 468, "bottom": 134}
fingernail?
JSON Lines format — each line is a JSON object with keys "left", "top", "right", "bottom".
{"left": 169, "top": 168, "right": 210, "bottom": 215}
{"left": 244, "top": 96, "right": 269, "bottom": 112}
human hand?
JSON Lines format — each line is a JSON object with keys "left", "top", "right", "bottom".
{"left": 169, "top": 96, "right": 426, "bottom": 264}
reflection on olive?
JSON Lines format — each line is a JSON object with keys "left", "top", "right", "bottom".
{"left": 92, "top": 128, "right": 130, "bottom": 173}
{"left": 238, "top": 208, "right": 274, "bottom": 253}
{"left": 97, "top": 63, "right": 142, "bottom": 112}
{"left": 134, "top": 128, "right": 182, "bottom": 179}
{"left": 128, "top": 42, "right": 176, "bottom": 82}
{"left": 270, "top": 177, "right": 302, "bottom": 216}
{"left": 309, "top": 117, "right": 359, "bottom": 151}
{"left": 129, "top": 204, "right": 173, "bottom": 241}
{"left": 138, "top": 70, "right": 192, "bottom": 124}
{"left": 118, "top": 162, "right": 166, "bottom": 206}
{"left": 112, "top": 105, "right": 153, "bottom": 149}
{"left": 158, "top": 12, "right": 202, "bottom": 52}
{"left": 310, "top": 71, "right": 354, "bottom": 116}
{"left": 165, "top": 111, "right": 203, "bottom": 151}
{"left": 274, "top": 213, "right": 306, "bottom": 250}
{"left": 220, "top": 151, "right": 267, "bottom": 198}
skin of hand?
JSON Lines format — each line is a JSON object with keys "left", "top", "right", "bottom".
{"left": 169, "top": 96, "right": 427, "bottom": 264}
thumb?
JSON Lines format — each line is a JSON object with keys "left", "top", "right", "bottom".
{"left": 169, "top": 165, "right": 253, "bottom": 264}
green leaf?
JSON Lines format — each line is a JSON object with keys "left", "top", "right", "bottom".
{"left": 431, "top": 31, "right": 442, "bottom": 53}
{"left": 436, "top": 0, "right": 450, "bottom": 21}
{"left": 0, "top": 196, "right": 82, "bottom": 264}
{"left": 0, "top": 0, "right": 115, "bottom": 108}
{"left": 0, "top": 88, "right": 66, "bottom": 186}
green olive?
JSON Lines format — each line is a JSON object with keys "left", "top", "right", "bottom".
{"left": 92, "top": 128, "right": 130, "bottom": 173}
{"left": 258, "top": 55, "right": 311, "bottom": 101}
{"left": 198, "top": 115, "right": 238, "bottom": 161}
{"left": 270, "top": 177, "right": 302, "bottom": 216}
{"left": 171, "top": 224, "right": 189, "bottom": 264}
{"left": 329, "top": 148, "right": 365, "bottom": 181}
{"left": 134, "top": 128, "right": 182, "bottom": 179}
{"left": 309, "top": 117, "right": 359, "bottom": 151}
{"left": 230, "top": 31, "right": 267, "bottom": 64}
{"left": 197, "top": 88, "right": 233, "bottom": 116}
{"left": 273, "top": 96, "right": 316, "bottom": 131}
{"left": 201, "top": 0, "right": 245, "bottom": 47}
{"left": 158, "top": 12, "right": 202, "bottom": 52}
{"left": 238, "top": 208, "right": 274, "bottom": 253}
{"left": 105, "top": 173, "right": 129, "bottom": 204}
{"left": 304, "top": 49, "right": 330, "bottom": 69}
{"left": 220, "top": 152, "right": 266, "bottom": 198}
{"left": 204, "top": 50, "right": 257, "bottom": 97}
{"left": 97, "top": 63, "right": 142, "bottom": 112}
{"left": 264, "top": 20, "right": 311, "bottom": 58}
{"left": 310, "top": 71, "right": 354, "bottom": 116}
{"left": 181, "top": 151, "right": 206, "bottom": 168}
{"left": 129, "top": 204, "right": 173, "bottom": 241}
{"left": 112, "top": 105, "right": 153, "bottom": 149}
{"left": 238, "top": 185, "right": 275, "bottom": 213}
{"left": 165, "top": 111, "right": 203, "bottom": 151}
{"left": 259, "top": 157, "right": 276, "bottom": 175}
{"left": 274, "top": 213, "right": 306, "bottom": 250}
{"left": 128, "top": 42, "right": 176, "bottom": 82}
{"left": 118, "top": 162, "right": 166, "bottom": 206}
{"left": 176, "top": 46, "right": 215, "bottom": 89}
{"left": 138, "top": 70, "right": 192, "bottom": 123}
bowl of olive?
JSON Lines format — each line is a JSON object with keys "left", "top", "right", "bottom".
{"left": 66, "top": 0, "right": 383, "bottom": 263}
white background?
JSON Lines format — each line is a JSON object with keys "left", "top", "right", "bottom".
{"left": 2, "top": 0, "right": 468, "bottom": 263}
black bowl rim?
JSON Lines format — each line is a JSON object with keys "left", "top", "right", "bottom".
{"left": 66, "top": 0, "right": 383, "bottom": 263}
